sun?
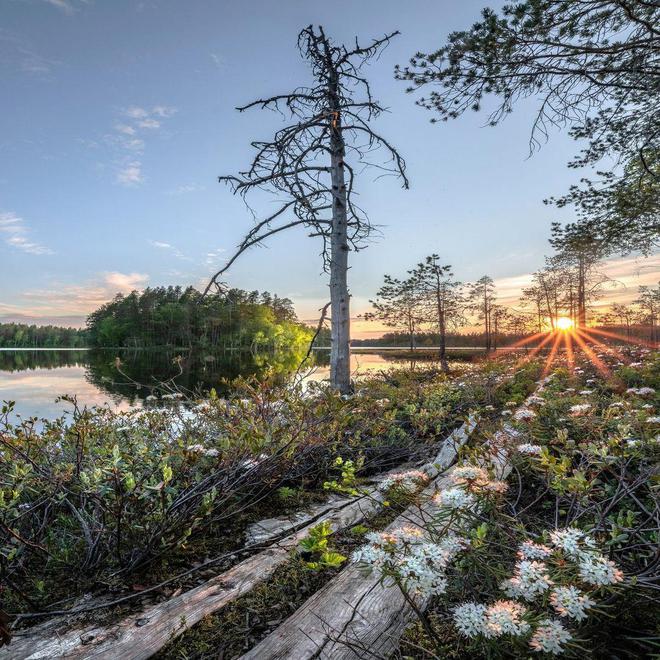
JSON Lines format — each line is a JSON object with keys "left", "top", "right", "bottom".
{"left": 556, "top": 316, "right": 574, "bottom": 331}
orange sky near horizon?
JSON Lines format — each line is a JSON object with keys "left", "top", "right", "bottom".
{"left": 306, "top": 254, "right": 660, "bottom": 340}
{"left": 1, "top": 254, "right": 657, "bottom": 336}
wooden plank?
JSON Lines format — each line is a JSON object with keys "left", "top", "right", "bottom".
{"left": 2, "top": 416, "right": 477, "bottom": 660}
{"left": 241, "top": 422, "right": 518, "bottom": 660}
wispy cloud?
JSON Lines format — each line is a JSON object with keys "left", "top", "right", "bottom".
{"left": 42, "top": 0, "right": 75, "bottom": 14}
{"left": 167, "top": 183, "right": 205, "bottom": 195}
{"left": 0, "top": 29, "right": 60, "bottom": 75}
{"left": 205, "top": 247, "right": 226, "bottom": 267}
{"left": 210, "top": 52, "right": 226, "bottom": 70}
{"left": 41, "top": 0, "right": 91, "bottom": 14}
{"left": 13, "top": 271, "right": 150, "bottom": 317}
{"left": 148, "top": 239, "right": 191, "bottom": 261}
{"left": 0, "top": 211, "right": 53, "bottom": 255}
{"left": 110, "top": 105, "right": 177, "bottom": 186}
{"left": 117, "top": 161, "right": 143, "bottom": 186}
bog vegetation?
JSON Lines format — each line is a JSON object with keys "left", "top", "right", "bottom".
{"left": 1, "top": 1, "right": 659, "bottom": 658}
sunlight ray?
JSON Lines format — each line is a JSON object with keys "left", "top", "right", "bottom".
{"left": 563, "top": 330, "right": 575, "bottom": 371}
{"left": 499, "top": 331, "right": 549, "bottom": 351}
{"left": 572, "top": 331, "right": 611, "bottom": 377}
{"left": 586, "top": 326, "right": 658, "bottom": 349}
{"left": 542, "top": 331, "right": 562, "bottom": 377}
{"left": 515, "top": 331, "right": 556, "bottom": 366}
{"left": 579, "top": 329, "right": 629, "bottom": 363}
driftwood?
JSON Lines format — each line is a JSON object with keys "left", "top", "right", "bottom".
{"left": 245, "top": 494, "right": 354, "bottom": 545}
{"left": 2, "top": 417, "right": 477, "bottom": 660}
{"left": 241, "top": 421, "right": 519, "bottom": 660}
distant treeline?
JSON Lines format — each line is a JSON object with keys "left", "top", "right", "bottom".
{"left": 351, "top": 331, "right": 527, "bottom": 348}
{"left": 350, "top": 327, "right": 655, "bottom": 348}
{"left": 86, "top": 286, "right": 313, "bottom": 350}
{"left": 0, "top": 323, "right": 87, "bottom": 348}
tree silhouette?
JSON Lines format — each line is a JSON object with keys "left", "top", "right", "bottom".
{"left": 208, "top": 25, "right": 408, "bottom": 392}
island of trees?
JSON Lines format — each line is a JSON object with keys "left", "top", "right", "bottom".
{"left": 85, "top": 285, "right": 312, "bottom": 351}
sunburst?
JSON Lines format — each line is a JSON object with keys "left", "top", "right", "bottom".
{"left": 499, "top": 316, "right": 657, "bottom": 374}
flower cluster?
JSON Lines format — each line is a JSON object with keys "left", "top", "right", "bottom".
{"left": 379, "top": 469, "right": 429, "bottom": 493}
{"left": 569, "top": 403, "right": 592, "bottom": 416}
{"left": 433, "top": 487, "right": 475, "bottom": 510}
{"left": 453, "top": 599, "right": 530, "bottom": 639}
{"left": 529, "top": 618, "right": 572, "bottom": 655}
{"left": 450, "top": 464, "right": 508, "bottom": 496}
{"left": 514, "top": 407, "right": 537, "bottom": 422}
{"left": 517, "top": 443, "right": 543, "bottom": 455}
{"left": 502, "top": 560, "right": 554, "bottom": 601}
{"left": 548, "top": 528, "right": 623, "bottom": 586}
{"left": 550, "top": 585, "right": 595, "bottom": 621}
{"left": 626, "top": 387, "right": 655, "bottom": 397}
{"left": 185, "top": 443, "right": 220, "bottom": 457}
{"left": 352, "top": 527, "right": 468, "bottom": 597}
{"left": 517, "top": 540, "right": 552, "bottom": 560}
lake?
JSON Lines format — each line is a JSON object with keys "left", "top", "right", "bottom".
{"left": 0, "top": 348, "right": 436, "bottom": 421}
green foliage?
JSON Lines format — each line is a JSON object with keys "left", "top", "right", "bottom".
{"left": 85, "top": 285, "right": 308, "bottom": 350}
{"left": 323, "top": 456, "right": 363, "bottom": 496}
{"left": 396, "top": 1, "right": 659, "bottom": 255}
{"left": 0, "top": 322, "right": 87, "bottom": 348}
{"left": 299, "top": 521, "right": 346, "bottom": 571}
{"left": 0, "top": 361, "right": 500, "bottom": 612}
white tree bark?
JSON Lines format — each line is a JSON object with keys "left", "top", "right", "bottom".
{"left": 328, "top": 73, "right": 351, "bottom": 394}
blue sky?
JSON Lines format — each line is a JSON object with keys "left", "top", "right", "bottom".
{"left": 1, "top": 0, "right": 656, "bottom": 333}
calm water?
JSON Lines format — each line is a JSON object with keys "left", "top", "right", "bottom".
{"left": 0, "top": 348, "right": 421, "bottom": 421}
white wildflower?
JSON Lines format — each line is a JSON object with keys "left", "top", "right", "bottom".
{"left": 352, "top": 526, "right": 468, "bottom": 597}
{"left": 434, "top": 487, "right": 475, "bottom": 510}
{"left": 646, "top": 416, "right": 660, "bottom": 424}
{"left": 550, "top": 585, "right": 595, "bottom": 621}
{"left": 518, "top": 541, "right": 552, "bottom": 560}
{"left": 517, "top": 443, "right": 543, "bottom": 455}
{"left": 483, "top": 600, "right": 530, "bottom": 638}
{"left": 501, "top": 560, "right": 553, "bottom": 601}
{"left": 627, "top": 387, "right": 655, "bottom": 396}
{"left": 578, "top": 553, "right": 624, "bottom": 586}
{"left": 452, "top": 465, "right": 488, "bottom": 481}
{"left": 453, "top": 602, "right": 487, "bottom": 638}
{"left": 530, "top": 618, "right": 572, "bottom": 655}
{"left": 380, "top": 470, "right": 428, "bottom": 493}
{"left": 514, "top": 407, "right": 537, "bottom": 422}
{"left": 569, "top": 403, "right": 592, "bottom": 416}
{"left": 549, "top": 528, "right": 596, "bottom": 559}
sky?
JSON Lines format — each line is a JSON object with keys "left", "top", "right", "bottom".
{"left": 1, "top": 0, "right": 657, "bottom": 337}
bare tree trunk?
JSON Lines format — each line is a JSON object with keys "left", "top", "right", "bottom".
{"left": 328, "top": 71, "right": 351, "bottom": 394}
{"left": 436, "top": 284, "right": 448, "bottom": 372}
{"left": 577, "top": 258, "right": 587, "bottom": 328}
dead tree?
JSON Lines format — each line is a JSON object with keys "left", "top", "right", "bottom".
{"left": 206, "top": 25, "right": 408, "bottom": 393}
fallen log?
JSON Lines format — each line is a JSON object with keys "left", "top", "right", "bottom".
{"left": 241, "top": 421, "right": 519, "bottom": 660}
{"left": 2, "top": 416, "right": 478, "bottom": 660}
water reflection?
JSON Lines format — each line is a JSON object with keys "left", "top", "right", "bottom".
{"left": 0, "top": 348, "right": 442, "bottom": 421}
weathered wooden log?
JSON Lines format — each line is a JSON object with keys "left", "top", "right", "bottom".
{"left": 241, "top": 422, "right": 519, "bottom": 660}
{"left": 2, "top": 417, "right": 477, "bottom": 660}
